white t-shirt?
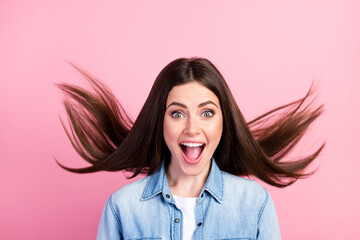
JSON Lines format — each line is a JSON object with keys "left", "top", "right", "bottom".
{"left": 173, "top": 195, "right": 198, "bottom": 240}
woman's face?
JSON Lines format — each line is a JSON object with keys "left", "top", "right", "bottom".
{"left": 163, "top": 81, "right": 223, "bottom": 178}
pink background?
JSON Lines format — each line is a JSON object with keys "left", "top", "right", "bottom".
{"left": 1, "top": 0, "right": 359, "bottom": 239}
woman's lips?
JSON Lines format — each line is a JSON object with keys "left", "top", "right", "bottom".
{"left": 179, "top": 142, "right": 205, "bottom": 165}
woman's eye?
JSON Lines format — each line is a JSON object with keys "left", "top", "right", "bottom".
{"left": 171, "top": 111, "right": 184, "bottom": 118}
{"left": 202, "top": 110, "right": 214, "bottom": 118}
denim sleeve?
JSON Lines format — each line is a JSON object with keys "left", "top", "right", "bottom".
{"left": 97, "top": 195, "right": 123, "bottom": 240}
{"left": 257, "top": 190, "right": 281, "bottom": 239}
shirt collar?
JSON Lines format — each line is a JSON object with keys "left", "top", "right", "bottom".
{"left": 202, "top": 158, "right": 224, "bottom": 203}
{"left": 140, "top": 158, "right": 224, "bottom": 204}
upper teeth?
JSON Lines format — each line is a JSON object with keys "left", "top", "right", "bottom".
{"left": 181, "top": 143, "right": 203, "bottom": 147}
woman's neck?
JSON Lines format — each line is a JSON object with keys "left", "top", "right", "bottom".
{"left": 165, "top": 162, "right": 211, "bottom": 197}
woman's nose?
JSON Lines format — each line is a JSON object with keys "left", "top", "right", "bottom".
{"left": 184, "top": 116, "right": 200, "bottom": 136}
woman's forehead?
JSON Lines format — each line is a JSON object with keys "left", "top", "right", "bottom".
{"left": 166, "top": 82, "right": 220, "bottom": 108}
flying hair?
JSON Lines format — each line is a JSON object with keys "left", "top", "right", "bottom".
{"left": 56, "top": 57, "right": 325, "bottom": 187}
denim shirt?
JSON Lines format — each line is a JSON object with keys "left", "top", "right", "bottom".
{"left": 97, "top": 159, "right": 281, "bottom": 239}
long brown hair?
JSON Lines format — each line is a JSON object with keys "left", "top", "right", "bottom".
{"left": 56, "top": 57, "right": 324, "bottom": 187}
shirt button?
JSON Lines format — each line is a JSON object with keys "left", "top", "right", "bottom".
{"left": 166, "top": 194, "right": 170, "bottom": 198}
{"left": 174, "top": 218, "right": 180, "bottom": 223}
{"left": 197, "top": 222, "right": 202, "bottom": 227}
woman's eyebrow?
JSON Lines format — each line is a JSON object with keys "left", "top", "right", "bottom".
{"left": 166, "top": 100, "right": 218, "bottom": 109}
{"left": 198, "top": 100, "right": 218, "bottom": 109}
{"left": 166, "top": 102, "right": 186, "bottom": 109}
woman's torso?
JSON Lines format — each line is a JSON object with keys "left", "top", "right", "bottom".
{"left": 97, "top": 159, "right": 281, "bottom": 240}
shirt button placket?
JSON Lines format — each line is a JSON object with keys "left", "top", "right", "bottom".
{"left": 193, "top": 200, "right": 204, "bottom": 240}
{"left": 173, "top": 207, "right": 182, "bottom": 240}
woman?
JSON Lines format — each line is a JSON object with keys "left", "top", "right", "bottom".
{"left": 57, "top": 57, "right": 324, "bottom": 239}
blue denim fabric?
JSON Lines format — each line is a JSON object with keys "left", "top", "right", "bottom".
{"left": 97, "top": 159, "right": 281, "bottom": 240}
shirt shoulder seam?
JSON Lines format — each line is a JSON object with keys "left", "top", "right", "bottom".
{"left": 109, "top": 195, "right": 124, "bottom": 234}
{"left": 257, "top": 188, "right": 269, "bottom": 225}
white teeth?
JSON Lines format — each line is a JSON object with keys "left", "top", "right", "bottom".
{"left": 180, "top": 142, "right": 204, "bottom": 147}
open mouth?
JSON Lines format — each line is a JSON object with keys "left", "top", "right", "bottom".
{"left": 179, "top": 142, "right": 205, "bottom": 165}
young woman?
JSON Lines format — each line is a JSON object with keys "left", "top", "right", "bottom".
{"left": 57, "top": 57, "right": 324, "bottom": 239}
